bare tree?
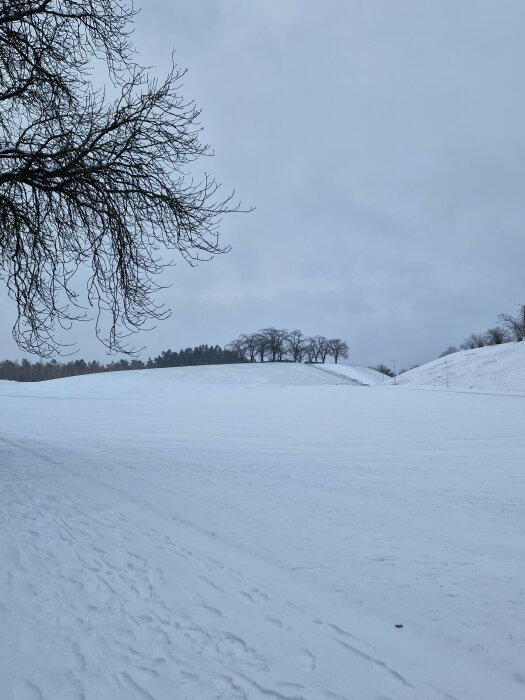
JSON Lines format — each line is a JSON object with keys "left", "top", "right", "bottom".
{"left": 227, "top": 333, "right": 259, "bottom": 363}
{"left": 286, "top": 329, "right": 307, "bottom": 362}
{"left": 304, "top": 337, "right": 317, "bottom": 363}
{"left": 461, "top": 333, "right": 485, "bottom": 350}
{"left": 254, "top": 332, "right": 268, "bottom": 363}
{"left": 498, "top": 306, "right": 525, "bottom": 341}
{"left": 0, "top": 1, "right": 240, "bottom": 355}
{"left": 258, "top": 327, "right": 289, "bottom": 362}
{"left": 327, "top": 338, "right": 349, "bottom": 364}
{"left": 226, "top": 336, "right": 249, "bottom": 362}
{"left": 310, "top": 335, "right": 329, "bottom": 363}
{"left": 438, "top": 346, "right": 459, "bottom": 358}
{"left": 241, "top": 333, "right": 259, "bottom": 363}
{"left": 484, "top": 326, "right": 509, "bottom": 345}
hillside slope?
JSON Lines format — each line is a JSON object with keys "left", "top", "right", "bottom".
{"left": 393, "top": 341, "right": 525, "bottom": 394}
{"left": 308, "top": 362, "right": 386, "bottom": 385}
{"left": 0, "top": 361, "right": 380, "bottom": 399}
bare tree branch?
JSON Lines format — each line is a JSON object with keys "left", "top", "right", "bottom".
{"left": 0, "top": 0, "right": 242, "bottom": 355}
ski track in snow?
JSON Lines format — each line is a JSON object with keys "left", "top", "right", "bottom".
{"left": 1, "top": 361, "right": 524, "bottom": 699}
{"left": 0, "top": 435, "right": 421, "bottom": 700}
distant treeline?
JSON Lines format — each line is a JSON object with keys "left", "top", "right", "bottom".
{"left": 0, "top": 344, "right": 241, "bottom": 383}
{"left": 439, "top": 305, "right": 525, "bottom": 358}
{"left": 148, "top": 344, "right": 241, "bottom": 368}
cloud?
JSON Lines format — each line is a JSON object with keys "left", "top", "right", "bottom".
{"left": 1, "top": 0, "right": 525, "bottom": 367}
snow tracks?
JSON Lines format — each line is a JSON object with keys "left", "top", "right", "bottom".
{"left": 1, "top": 435, "right": 441, "bottom": 700}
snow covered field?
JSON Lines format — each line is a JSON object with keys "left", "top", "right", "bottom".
{"left": 1, "top": 360, "right": 524, "bottom": 699}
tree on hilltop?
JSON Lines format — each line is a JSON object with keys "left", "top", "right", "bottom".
{"left": 287, "top": 329, "right": 307, "bottom": 363}
{"left": 498, "top": 306, "right": 525, "bottom": 342}
{"left": 327, "top": 339, "right": 349, "bottom": 364}
{"left": 484, "top": 326, "right": 509, "bottom": 345}
{"left": 258, "top": 327, "right": 289, "bottom": 362}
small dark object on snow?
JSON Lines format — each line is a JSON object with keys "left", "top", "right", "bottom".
{"left": 395, "top": 624, "right": 403, "bottom": 629}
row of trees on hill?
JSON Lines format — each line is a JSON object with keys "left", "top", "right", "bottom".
{"left": 226, "top": 329, "right": 349, "bottom": 364}
{"left": 439, "top": 305, "right": 525, "bottom": 357}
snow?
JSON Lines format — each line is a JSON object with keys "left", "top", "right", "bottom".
{"left": 310, "top": 362, "right": 387, "bottom": 386}
{"left": 392, "top": 341, "right": 525, "bottom": 394}
{"left": 1, "top": 361, "right": 524, "bottom": 699}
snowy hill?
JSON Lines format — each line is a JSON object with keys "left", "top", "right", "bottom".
{"left": 392, "top": 341, "right": 525, "bottom": 394}
{"left": 0, "top": 361, "right": 382, "bottom": 400}
{"left": 307, "top": 362, "right": 386, "bottom": 386}
{"left": 1, "top": 362, "right": 524, "bottom": 698}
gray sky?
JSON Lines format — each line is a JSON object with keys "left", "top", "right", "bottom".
{"left": 2, "top": 0, "right": 525, "bottom": 369}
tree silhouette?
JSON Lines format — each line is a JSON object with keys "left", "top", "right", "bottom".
{"left": 0, "top": 1, "right": 240, "bottom": 356}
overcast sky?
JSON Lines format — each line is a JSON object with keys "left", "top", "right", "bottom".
{"left": 2, "top": 0, "right": 525, "bottom": 369}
